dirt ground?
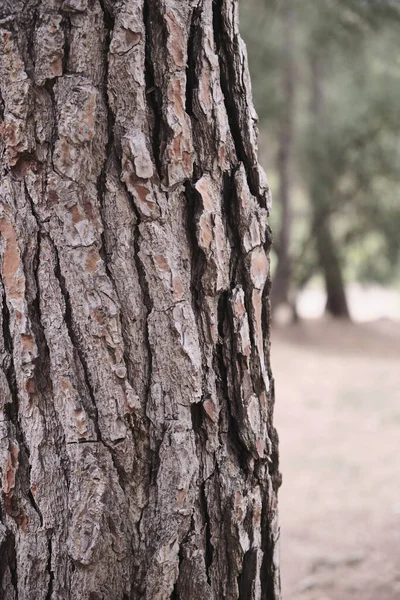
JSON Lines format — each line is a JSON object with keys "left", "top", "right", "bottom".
{"left": 272, "top": 318, "right": 400, "bottom": 600}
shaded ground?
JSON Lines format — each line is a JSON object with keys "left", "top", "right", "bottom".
{"left": 272, "top": 318, "right": 400, "bottom": 600}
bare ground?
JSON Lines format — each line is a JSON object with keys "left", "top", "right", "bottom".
{"left": 272, "top": 318, "right": 400, "bottom": 600}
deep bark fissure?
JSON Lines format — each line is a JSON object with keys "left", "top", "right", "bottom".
{"left": 60, "top": 15, "right": 71, "bottom": 75}
{"left": 1, "top": 284, "right": 17, "bottom": 401}
{"left": 45, "top": 534, "right": 54, "bottom": 600}
{"left": 216, "top": 292, "right": 251, "bottom": 473}
{"left": 66, "top": 440, "right": 99, "bottom": 445}
{"left": 267, "top": 401, "right": 280, "bottom": 493}
{"left": 238, "top": 548, "right": 257, "bottom": 600}
{"left": 222, "top": 170, "right": 244, "bottom": 288}
{"left": 201, "top": 479, "right": 214, "bottom": 585}
{"left": 169, "top": 539, "right": 184, "bottom": 600}
{"left": 190, "top": 400, "right": 214, "bottom": 585}
{"left": 0, "top": 89, "right": 4, "bottom": 122}
{"left": 98, "top": 0, "right": 114, "bottom": 34}
{"left": 185, "top": 2, "right": 203, "bottom": 118}
{"left": 212, "top": 0, "right": 258, "bottom": 201}
{"left": 213, "top": 0, "right": 243, "bottom": 162}
{"left": 0, "top": 531, "right": 18, "bottom": 599}
{"left": 42, "top": 85, "right": 58, "bottom": 165}
{"left": 19, "top": 5, "right": 38, "bottom": 77}
{"left": 143, "top": 0, "right": 164, "bottom": 180}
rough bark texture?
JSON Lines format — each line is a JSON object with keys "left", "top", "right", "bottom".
{"left": 0, "top": 1, "right": 280, "bottom": 598}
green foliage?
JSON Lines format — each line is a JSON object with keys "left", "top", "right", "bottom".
{"left": 241, "top": 0, "right": 400, "bottom": 288}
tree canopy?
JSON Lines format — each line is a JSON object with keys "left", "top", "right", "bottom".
{"left": 241, "top": 0, "right": 400, "bottom": 312}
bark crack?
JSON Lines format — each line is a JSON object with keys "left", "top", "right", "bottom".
{"left": 0, "top": 530, "right": 18, "bottom": 599}
{"left": 61, "top": 14, "right": 71, "bottom": 75}
{"left": 201, "top": 479, "right": 213, "bottom": 585}
{"left": 215, "top": 291, "right": 251, "bottom": 472}
{"left": 185, "top": 2, "right": 203, "bottom": 118}
{"left": 212, "top": 0, "right": 261, "bottom": 202}
{"left": 45, "top": 533, "right": 54, "bottom": 600}
{"left": 66, "top": 440, "right": 99, "bottom": 445}
{"left": 143, "top": 0, "right": 163, "bottom": 180}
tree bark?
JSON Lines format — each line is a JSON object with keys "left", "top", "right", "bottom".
{"left": 0, "top": 1, "right": 280, "bottom": 599}
{"left": 271, "top": 1, "right": 294, "bottom": 314}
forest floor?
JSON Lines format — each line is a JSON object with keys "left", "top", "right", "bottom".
{"left": 272, "top": 317, "right": 400, "bottom": 600}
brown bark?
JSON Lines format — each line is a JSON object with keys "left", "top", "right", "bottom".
{"left": 0, "top": 1, "right": 280, "bottom": 599}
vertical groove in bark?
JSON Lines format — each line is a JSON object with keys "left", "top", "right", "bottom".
{"left": 185, "top": 2, "right": 202, "bottom": 119}
{"left": 143, "top": 0, "right": 163, "bottom": 180}
{"left": 0, "top": 0, "right": 280, "bottom": 598}
{"left": 45, "top": 535, "right": 54, "bottom": 600}
{"left": 213, "top": 1, "right": 245, "bottom": 176}
{"left": 1, "top": 285, "right": 19, "bottom": 417}
{"left": 212, "top": 0, "right": 270, "bottom": 209}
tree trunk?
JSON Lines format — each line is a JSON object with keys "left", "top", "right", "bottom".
{"left": 314, "top": 213, "right": 350, "bottom": 318}
{"left": 271, "top": 1, "right": 294, "bottom": 314}
{"left": 309, "top": 53, "right": 350, "bottom": 319}
{"left": 0, "top": 1, "right": 280, "bottom": 599}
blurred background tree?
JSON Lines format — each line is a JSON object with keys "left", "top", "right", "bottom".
{"left": 241, "top": 0, "right": 400, "bottom": 320}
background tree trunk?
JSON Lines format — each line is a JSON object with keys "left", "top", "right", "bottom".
{"left": 0, "top": 1, "right": 280, "bottom": 599}
{"left": 309, "top": 53, "right": 350, "bottom": 319}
